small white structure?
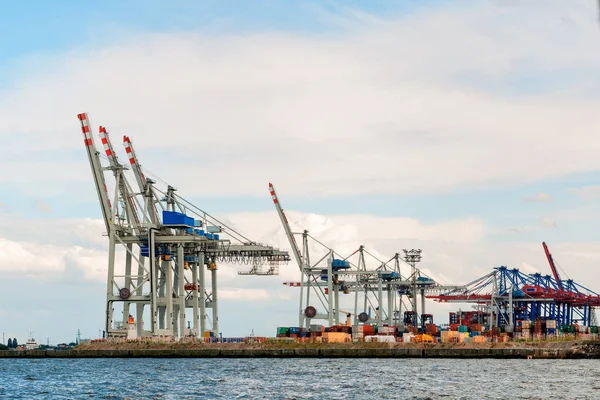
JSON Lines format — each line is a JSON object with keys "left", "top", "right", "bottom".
{"left": 25, "top": 337, "right": 39, "bottom": 350}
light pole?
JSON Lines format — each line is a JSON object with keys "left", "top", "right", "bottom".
{"left": 403, "top": 249, "right": 422, "bottom": 327}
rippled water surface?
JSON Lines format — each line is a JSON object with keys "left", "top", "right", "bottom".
{"left": 1, "top": 358, "right": 599, "bottom": 399}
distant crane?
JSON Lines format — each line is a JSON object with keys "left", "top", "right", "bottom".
{"left": 542, "top": 242, "right": 563, "bottom": 292}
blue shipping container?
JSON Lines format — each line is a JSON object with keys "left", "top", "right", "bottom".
{"left": 140, "top": 245, "right": 158, "bottom": 257}
{"left": 332, "top": 259, "right": 350, "bottom": 268}
{"left": 162, "top": 211, "right": 186, "bottom": 225}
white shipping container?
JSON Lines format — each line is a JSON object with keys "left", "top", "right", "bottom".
{"left": 403, "top": 334, "right": 414, "bottom": 343}
{"left": 377, "top": 335, "right": 396, "bottom": 343}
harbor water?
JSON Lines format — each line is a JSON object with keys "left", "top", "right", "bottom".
{"left": 1, "top": 358, "right": 599, "bottom": 399}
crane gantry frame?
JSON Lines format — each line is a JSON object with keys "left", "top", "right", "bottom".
{"left": 77, "top": 113, "right": 290, "bottom": 339}
{"left": 269, "top": 182, "right": 464, "bottom": 330}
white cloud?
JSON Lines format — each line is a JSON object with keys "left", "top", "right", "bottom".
{"left": 33, "top": 198, "right": 53, "bottom": 214}
{"left": 0, "top": 216, "right": 109, "bottom": 282}
{"left": 525, "top": 192, "right": 553, "bottom": 202}
{"left": 571, "top": 185, "right": 600, "bottom": 200}
{"left": 0, "top": 237, "right": 65, "bottom": 275}
{"left": 0, "top": 1, "right": 599, "bottom": 200}
{"left": 541, "top": 216, "right": 557, "bottom": 228}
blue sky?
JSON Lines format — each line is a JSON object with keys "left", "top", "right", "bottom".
{"left": 0, "top": 0, "right": 440, "bottom": 61}
{"left": 1, "top": 0, "right": 600, "bottom": 343}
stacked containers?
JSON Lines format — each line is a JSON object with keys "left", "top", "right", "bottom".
{"left": 289, "top": 327, "right": 300, "bottom": 338}
{"left": 362, "top": 324, "right": 375, "bottom": 337}
{"left": 378, "top": 326, "right": 396, "bottom": 336}
{"left": 425, "top": 324, "right": 438, "bottom": 336}
{"left": 534, "top": 319, "right": 543, "bottom": 335}
{"left": 449, "top": 312, "right": 458, "bottom": 325}
{"left": 352, "top": 325, "right": 363, "bottom": 340}
{"left": 545, "top": 320, "right": 556, "bottom": 336}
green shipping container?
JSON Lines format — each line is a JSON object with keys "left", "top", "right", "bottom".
{"left": 277, "top": 327, "right": 290, "bottom": 335}
{"left": 590, "top": 326, "right": 598, "bottom": 334}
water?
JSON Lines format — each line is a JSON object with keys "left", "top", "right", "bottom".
{"left": 0, "top": 358, "right": 599, "bottom": 399}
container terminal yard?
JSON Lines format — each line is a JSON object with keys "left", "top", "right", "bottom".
{"left": 5, "top": 112, "right": 596, "bottom": 358}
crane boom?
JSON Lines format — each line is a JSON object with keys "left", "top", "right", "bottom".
{"left": 269, "top": 183, "right": 303, "bottom": 271}
{"left": 99, "top": 126, "right": 142, "bottom": 233}
{"left": 123, "top": 135, "right": 160, "bottom": 224}
{"left": 123, "top": 135, "right": 147, "bottom": 192}
{"left": 542, "top": 241, "right": 563, "bottom": 291}
{"left": 77, "top": 113, "right": 113, "bottom": 233}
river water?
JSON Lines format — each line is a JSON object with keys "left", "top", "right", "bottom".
{"left": 0, "top": 358, "right": 599, "bottom": 399}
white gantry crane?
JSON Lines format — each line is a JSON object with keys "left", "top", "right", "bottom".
{"left": 77, "top": 113, "right": 289, "bottom": 340}
{"left": 269, "top": 182, "right": 464, "bottom": 330}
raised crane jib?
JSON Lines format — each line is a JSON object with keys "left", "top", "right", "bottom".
{"left": 123, "top": 135, "right": 160, "bottom": 224}
{"left": 98, "top": 126, "right": 142, "bottom": 233}
{"left": 269, "top": 183, "right": 303, "bottom": 271}
{"left": 77, "top": 113, "right": 113, "bottom": 233}
{"left": 542, "top": 241, "right": 563, "bottom": 291}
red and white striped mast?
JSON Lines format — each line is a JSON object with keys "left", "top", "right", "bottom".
{"left": 123, "top": 135, "right": 160, "bottom": 225}
{"left": 98, "top": 126, "right": 142, "bottom": 233}
{"left": 77, "top": 113, "right": 113, "bottom": 233}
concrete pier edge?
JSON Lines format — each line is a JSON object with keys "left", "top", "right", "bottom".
{"left": 0, "top": 346, "right": 596, "bottom": 359}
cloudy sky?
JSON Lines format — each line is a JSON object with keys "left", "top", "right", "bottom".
{"left": 1, "top": 0, "right": 600, "bottom": 343}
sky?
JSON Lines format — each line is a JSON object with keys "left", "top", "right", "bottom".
{"left": 1, "top": 0, "right": 600, "bottom": 344}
